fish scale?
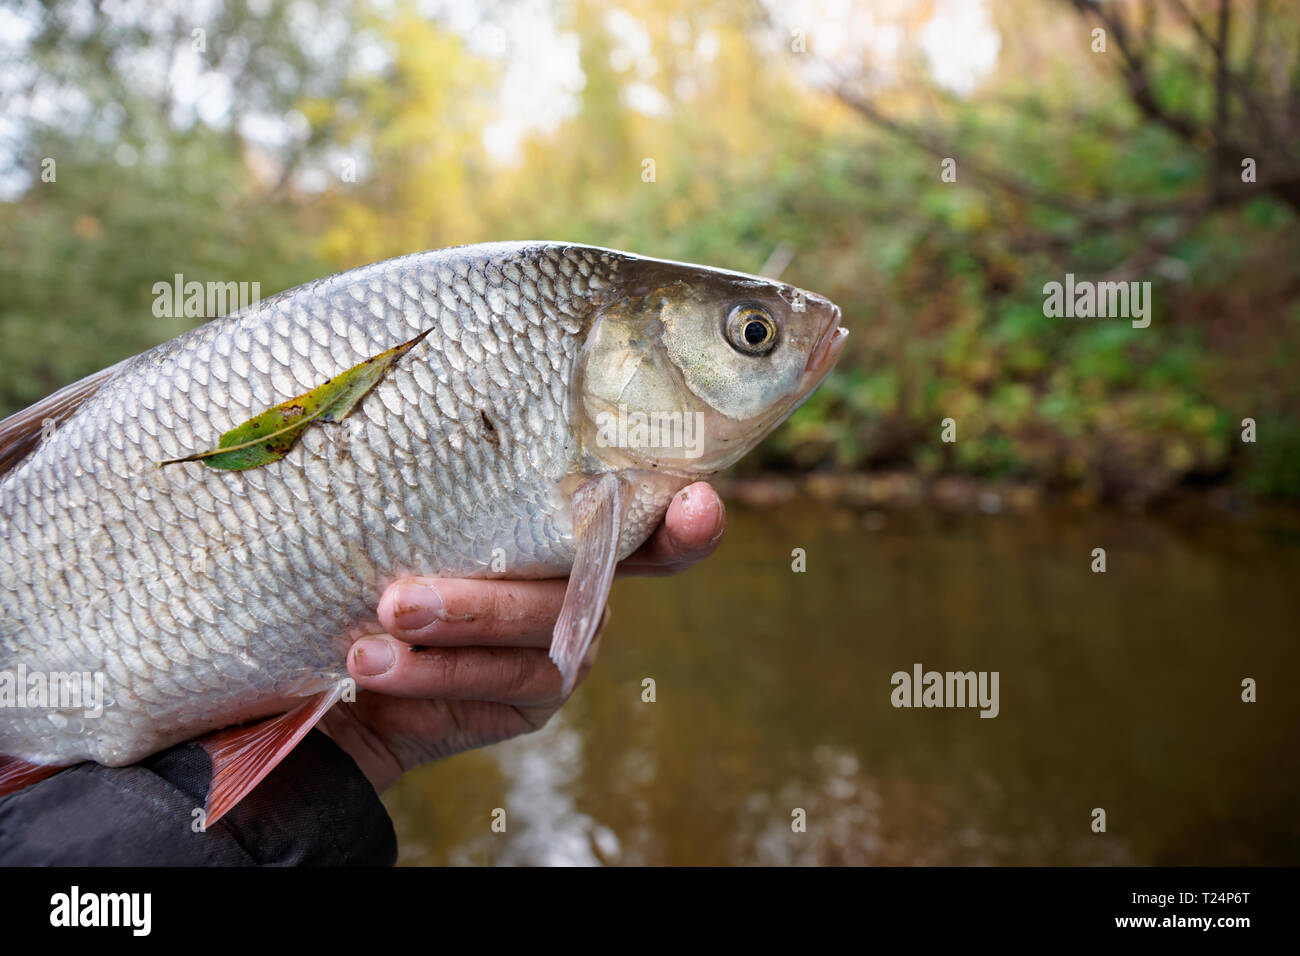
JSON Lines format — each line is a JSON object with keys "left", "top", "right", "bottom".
{"left": 1, "top": 243, "right": 613, "bottom": 765}
{"left": 0, "top": 240, "right": 846, "bottom": 801}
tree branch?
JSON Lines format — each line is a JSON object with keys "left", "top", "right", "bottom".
{"left": 834, "top": 84, "right": 1215, "bottom": 226}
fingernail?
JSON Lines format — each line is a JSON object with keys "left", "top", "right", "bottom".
{"left": 708, "top": 497, "right": 727, "bottom": 546}
{"left": 392, "top": 582, "right": 442, "bottom": 630}
{"left": 353, "top": 638, "right": 396, "bottom": 677}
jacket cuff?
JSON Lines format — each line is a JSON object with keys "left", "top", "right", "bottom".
{"left": 0, "top": 730, "right": 397, "bottom": 866}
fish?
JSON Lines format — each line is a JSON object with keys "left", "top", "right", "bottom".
{"left": 0, "top": 241, "right": 847, "bottom": 822}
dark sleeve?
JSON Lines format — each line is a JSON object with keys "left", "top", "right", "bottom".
{"left": 0, "top": 730, "right": 397, "bottom": 866}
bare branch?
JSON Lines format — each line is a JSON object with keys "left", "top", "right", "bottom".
{"left": 1215, "top": 0, "right": 1231, "bottom": 127}
{"left": 834, "top": 84, "right": 1213, "bottom": 226}
{"left": 1066, "top": 0, "right": 1205, "bottom": 143}
{"left": 1167, "top": 0, "right": 1219, "bottom": 53}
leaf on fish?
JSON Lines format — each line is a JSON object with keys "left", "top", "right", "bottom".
{"left": 159, "top": 328, "right": 433, "bottom": 471}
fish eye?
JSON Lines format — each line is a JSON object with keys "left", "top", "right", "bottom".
{"left": 725, "top": 304, "right": 778, "bottom": 356}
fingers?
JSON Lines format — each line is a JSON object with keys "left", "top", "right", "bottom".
{"left": 371, "top": 484, "right": 725, "bottom": 650}
{"left": 354, "top": 583, "right": 613, "bottom": 704}
{"left": 376, "top": 577, "right": 566, "bottom": 647}
{"left": 348, "top": 482, "right": 722, "bottom": 710}
{"left": 617, "top": 481, "right": 726, "bottom": 577}
{"left": 344, "top": 696, "right": 556, "bottom": 772}
{"left": 349, "top": 642, "right": 564, "bottom": 705}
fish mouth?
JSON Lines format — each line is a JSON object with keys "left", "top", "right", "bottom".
{"left": 767, "top": 304, "right": 847, "bottom": 431}
{"left": 804, "top": 304, "right": 847, "bottom": 377}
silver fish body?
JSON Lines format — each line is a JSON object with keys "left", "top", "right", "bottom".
{"left": 0, "top": 241, "right": 844, "bottom": 768}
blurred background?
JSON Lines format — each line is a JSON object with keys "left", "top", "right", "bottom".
{"left": 1, "top": 0, "right": 1297, "bottom": 864}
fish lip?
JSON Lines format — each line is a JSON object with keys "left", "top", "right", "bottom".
{"left": 804, "top": 304, "right": 847, "bottom": 375}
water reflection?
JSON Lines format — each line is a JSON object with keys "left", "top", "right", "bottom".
{"left": 421, "top": 718, "right": 617, "bottom": 866}
{"left": 385, "top": 501, "right": 1300, "bottom": 865}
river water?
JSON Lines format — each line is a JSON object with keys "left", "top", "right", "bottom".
{"left": 384, "top": 500, "right": 1300, "bottom": 865}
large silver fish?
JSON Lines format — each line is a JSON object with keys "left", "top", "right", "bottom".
{"left": 0, "top": 242, "right": 846, "bottom": 819}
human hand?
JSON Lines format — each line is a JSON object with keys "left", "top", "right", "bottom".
{"left": 318, "top": 481, "right": 726, "bottom": 793}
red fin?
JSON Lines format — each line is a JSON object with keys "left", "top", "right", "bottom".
{"left": 200, "top": 684, "right": 345, "bottom": 826}
{"left": 0, "top": 755, "right": 69, "bottom": 797}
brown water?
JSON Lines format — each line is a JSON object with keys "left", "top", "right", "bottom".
{"left": 384, "top": 501, "right": 1300, "bottom": 865}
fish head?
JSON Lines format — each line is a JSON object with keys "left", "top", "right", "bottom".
{"left": 578, "top": 256, "right": 848, "bottom": 474}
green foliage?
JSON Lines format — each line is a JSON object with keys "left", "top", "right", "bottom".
{"left": 1, "top": 0, "right": 1297, "bottom": 503}
{"left": 0, "top": 128, "right": 323, "bottom": 414}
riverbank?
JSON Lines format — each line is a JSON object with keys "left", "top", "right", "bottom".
{"left": 719, "top": 471, "right": 1300, "bottom": 530}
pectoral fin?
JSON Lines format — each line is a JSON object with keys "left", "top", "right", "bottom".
{"left": 551, "top": 472, "right": 630, "bottom": 696}
{"left": 199, "top": 682, "right": 346, "bottom": 826}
